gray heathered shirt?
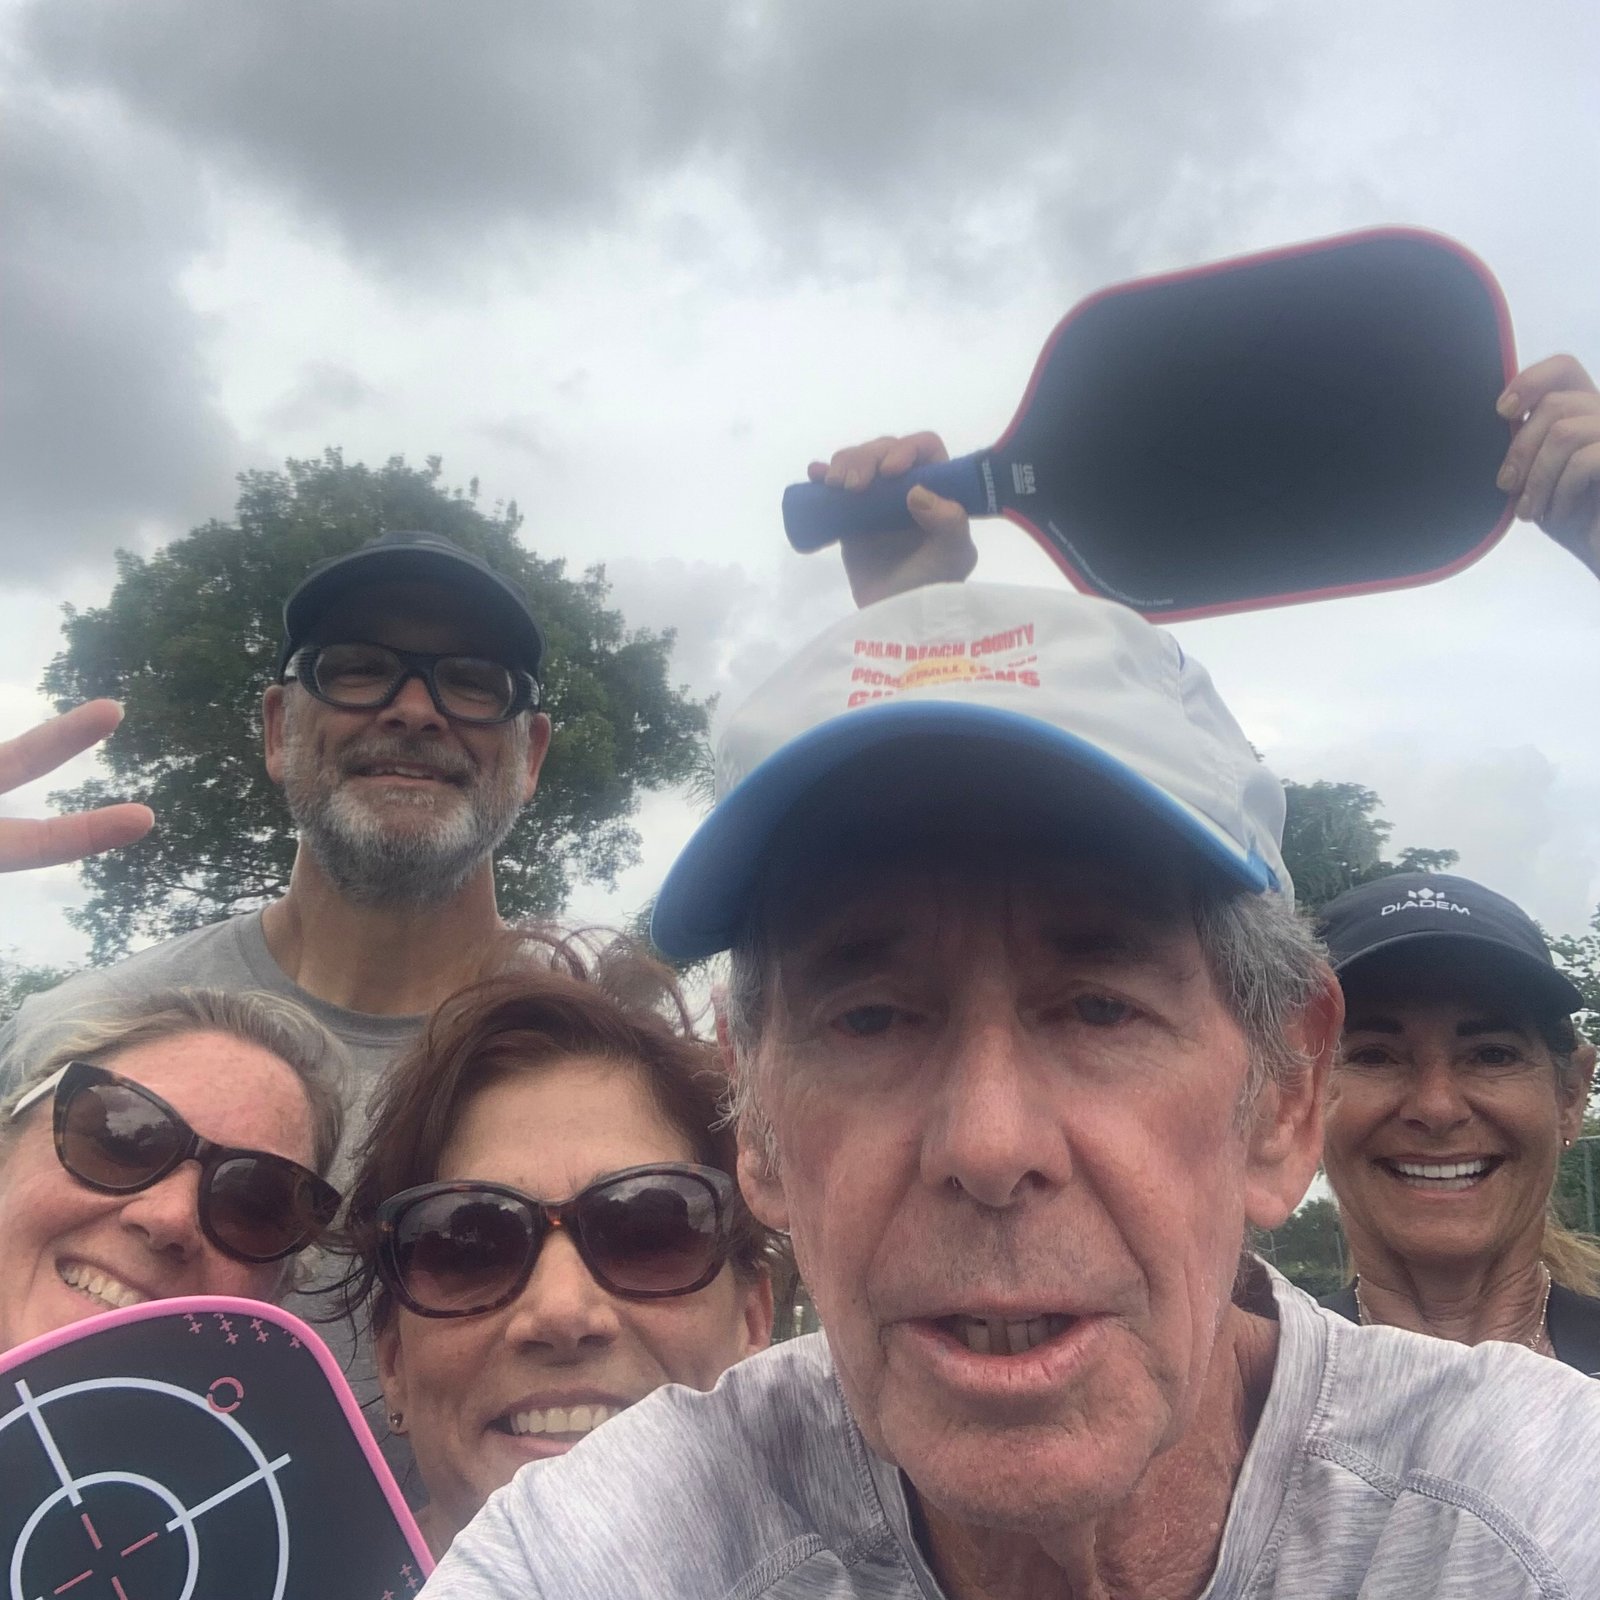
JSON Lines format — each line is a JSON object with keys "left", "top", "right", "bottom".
{"left": 0, "top": 908, "right": 424, "bottom": 1487}
{"left": 421, "top": 1269, "right": 1600, "bottom": 1599}
{"left": 0, "top": 909, "right": 422, "bottom": 1161}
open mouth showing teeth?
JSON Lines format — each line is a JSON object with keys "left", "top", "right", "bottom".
{"left": 1379, "top": 1157, "right": 1502, "bottom": 1191}
{"left": 939, "top": 1313, "right": 1073, "bottom": 1356}
{"left": 58, "top": 1261, "right": 149, "bottom": 1311}
{"left": 496, "top": 1403, "right": 622, "bottom": 1439}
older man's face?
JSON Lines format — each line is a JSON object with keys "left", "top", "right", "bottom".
{"left": 743, "top": 847, "right": 1305, "bottom": 1537}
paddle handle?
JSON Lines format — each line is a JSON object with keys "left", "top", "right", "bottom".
{"left": 782, "top": 452, "right": 993, "bottom": 552}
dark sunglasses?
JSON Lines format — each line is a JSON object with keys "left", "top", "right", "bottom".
{"left": 284, "top": 642, "right": 540, "bottom": 725}
{"left": 376, "top": 1163, "right": 737, "bottom": 1318}
{"left": 8, "top": 1061, "right": 341, "bottom": 1265}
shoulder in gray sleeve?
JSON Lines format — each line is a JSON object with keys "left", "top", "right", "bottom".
{"left": 0, "top": 917, "right": 264, "bottom": 1093}
{"left": 422, "top": 1335, "right": 908, "bottom": 1600}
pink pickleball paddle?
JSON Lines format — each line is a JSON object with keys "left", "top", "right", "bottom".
{"left": 0, "top": 1296, "right": 432, "bottom": 1600}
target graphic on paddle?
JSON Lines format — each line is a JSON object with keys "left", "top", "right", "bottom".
{"left": 0, "top": 1298, "right": 431, "bottom": 1600}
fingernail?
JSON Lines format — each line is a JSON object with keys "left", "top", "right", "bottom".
{"left": 906, "top": 484, "right": 933, "bottom": 506}
{"left": 1497, "top": 391, "right": 1520, "bottom": 418}
{"left": 1497, "top": 464, "right": 1518, "bottom": 492}
{"left": 843, "top": 468, "right": 861, "bottom": 490}
{"left": 1517, "top": 494, "right": 1532, "bottom": 520}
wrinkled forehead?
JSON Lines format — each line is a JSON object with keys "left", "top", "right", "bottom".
{"left": 305, "top": 579, "right": 522, "bottom": 661}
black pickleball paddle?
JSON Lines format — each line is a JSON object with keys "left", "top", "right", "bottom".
{"left": 0, "top": 1298, "right": 432, "bottom": 1600}
{"left": 782, "top": 228, "right": 1516, "bottom": 621}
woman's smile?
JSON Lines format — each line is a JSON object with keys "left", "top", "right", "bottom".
{"left": 1371, "top": 1153, "right": 1506, "bottom": 1194}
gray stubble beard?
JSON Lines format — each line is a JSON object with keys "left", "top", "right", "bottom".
{"left": 281, "top": 711, "right": 530, "bottom": 908}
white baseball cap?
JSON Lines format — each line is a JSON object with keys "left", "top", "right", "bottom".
{"left": 651, "top": 583, "right": 1289, "bottom": 960}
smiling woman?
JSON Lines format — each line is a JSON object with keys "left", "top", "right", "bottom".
{"left": 333, "top": 931, "right": 778, "bottom": 1559}
{"left": 1317, "top": 873, "right": 1600, "bottom": 1373}
{"left": 0, "top": 987, "right": 345, "bottom": 1355}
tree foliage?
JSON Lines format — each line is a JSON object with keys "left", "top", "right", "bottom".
{"left": 1554, "top": 1114, "right": 1600, "bottom": 1236}
{"left": 1548, "top": 907, "right": 1600, "bottom": 1050}
{"left": 43, "top": 451, "right": 709, "bottom": 961}
{"left": 1279, "top": 779, "right": 1458, "bottom": 912}
{"left": 1256, "top": 1197, "right": 1347, "bottom": 1299}
{"left": 0, "top": 952, "right": 76, "bottom": 1026}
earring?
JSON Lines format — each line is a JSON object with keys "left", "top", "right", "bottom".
{"left": 388, "top": 1409, "right": 405, "bottom": 1432}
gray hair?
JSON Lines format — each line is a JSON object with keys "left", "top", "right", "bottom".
{"left": 725, "top": 884, "right": 1328, "bottom": 1174}
{"left": 279, "top": 687, "right": 532, "bottom": 910}
{"left": 3, "top": 987, "right": 346, "bottom": 1180}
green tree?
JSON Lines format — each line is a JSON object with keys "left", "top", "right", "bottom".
{"left": 0, "top": 953, "right": 77, "bottom": 1026}
{"left": 1255, "top": 1196, "right": 1347, "bottom": 1299}
{"left": 1548, "top": 906, "right": 1600, "bottom": 1050}
{"left": 1280, "top": 780, "right": 1458, "bottom": 912}
{"left": 43, "top": 450, "right": 709, "bottom": 962}
{"left": 1555, "top": 1115, "right": 1600, "bottom": 1237}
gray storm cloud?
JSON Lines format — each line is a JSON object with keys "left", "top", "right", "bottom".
{"left": 18, "top": 0, "right": 1308, "bottom": 281}
{"left": 261, "top": 361, "right": 381, "bottom": 434}
{"left": 0, "top": 0, "right": 1320, "bottom": 578}
{"left": 6, "top": 0, "right": 1598, "bottom": 581}
{"left": 601, "top": 552, "right": 848, "bottom": 709}
{"left": 0, "top": 91, "right": 238, "bottom": 581}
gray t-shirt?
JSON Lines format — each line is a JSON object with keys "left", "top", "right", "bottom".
{"left": 0, "top": 909, "right": 424, "bottom": 1486}
{"left": 0, "top": 909, "right": 422, "bottom": 1163}
{"left": 421, "top": 1268, "right": 1600, "bottom": 1598}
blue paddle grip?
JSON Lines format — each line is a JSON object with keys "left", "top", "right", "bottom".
{"left": 782, "top": 453, "right": 991, "bottom": 552}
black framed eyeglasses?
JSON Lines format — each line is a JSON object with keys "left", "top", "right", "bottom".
{"left": 375, "top": 1163, "right": 737, "bottom": 1318}
{"left": 284, "top": 642, "right": 540, "bottom": 725}
{"left": 9, "top": 1061, "right": 341, "bottom": 1265}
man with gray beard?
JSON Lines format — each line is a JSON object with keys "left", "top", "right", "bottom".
{"left": 0, "top": 533, "right": 550, "bottom": 1482}
{"left": 1, "top": 532, "right": 550, "bottom": 1131}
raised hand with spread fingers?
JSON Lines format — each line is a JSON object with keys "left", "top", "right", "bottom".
{"left": 0, "top": 700, "right": 153, "bottom": 873}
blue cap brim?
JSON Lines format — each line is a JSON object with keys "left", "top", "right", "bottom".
{"left": 650, "top": 701, "right": 1276, "bottom": 961}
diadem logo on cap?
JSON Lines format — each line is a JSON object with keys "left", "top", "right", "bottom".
{"left": 1380, "top": 886, "right": 1471, "bottom": 917}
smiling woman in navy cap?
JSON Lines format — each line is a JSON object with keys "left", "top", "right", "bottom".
{"left": 1317, "top": 872, "right": 1600, "bottom": 1372}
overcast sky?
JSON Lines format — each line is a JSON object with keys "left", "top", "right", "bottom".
{"left": 3, "top": 0, "right": 1598, "bottom": 970}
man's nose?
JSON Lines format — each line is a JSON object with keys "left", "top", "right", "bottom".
{"left": 503, "top": 1228, "right": 624, "bottom": 1354}
{"left": 920, "top": 1013, "right": 1069, "bottom": 1208}
{"left": 379, "top": 670, "right": 448, "bottom": 733}
{"left": 119, "top": 1165, "right": 206, "bottom": 1263}
{"left": 1400, "top": 1053, "right": 1473, "bottom": 1134}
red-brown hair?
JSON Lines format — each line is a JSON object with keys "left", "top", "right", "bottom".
{"left": 335, "top": 929, "right": 775, "bottom": 1330}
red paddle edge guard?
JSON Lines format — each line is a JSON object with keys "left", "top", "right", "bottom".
{"left": 994, "top": 225, "right": 1519, "bottom": 623}
{"left": 0, "top": 1294, "right": 435, "bottom": 1577}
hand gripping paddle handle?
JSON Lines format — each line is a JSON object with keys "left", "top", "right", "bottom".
{"left": 782, "top": 451, "right": 992, "bottom": 552}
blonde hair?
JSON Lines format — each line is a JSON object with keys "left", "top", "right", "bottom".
{"left": 4, "top": 987, "right": 345, "bottom": 1179}
{"left": 1542, "top": 1214, "right": 1600, "bottom": 1295}
{"left": 1540, "top": 1016, "right": 1600, "bottom": 1295}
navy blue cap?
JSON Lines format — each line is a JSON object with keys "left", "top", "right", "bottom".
{"left": 274, "top": 532, "right": 545, "bottom": 680}
{"left": 1317, "top": 871, "right": 1582, "bottom": 1014}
